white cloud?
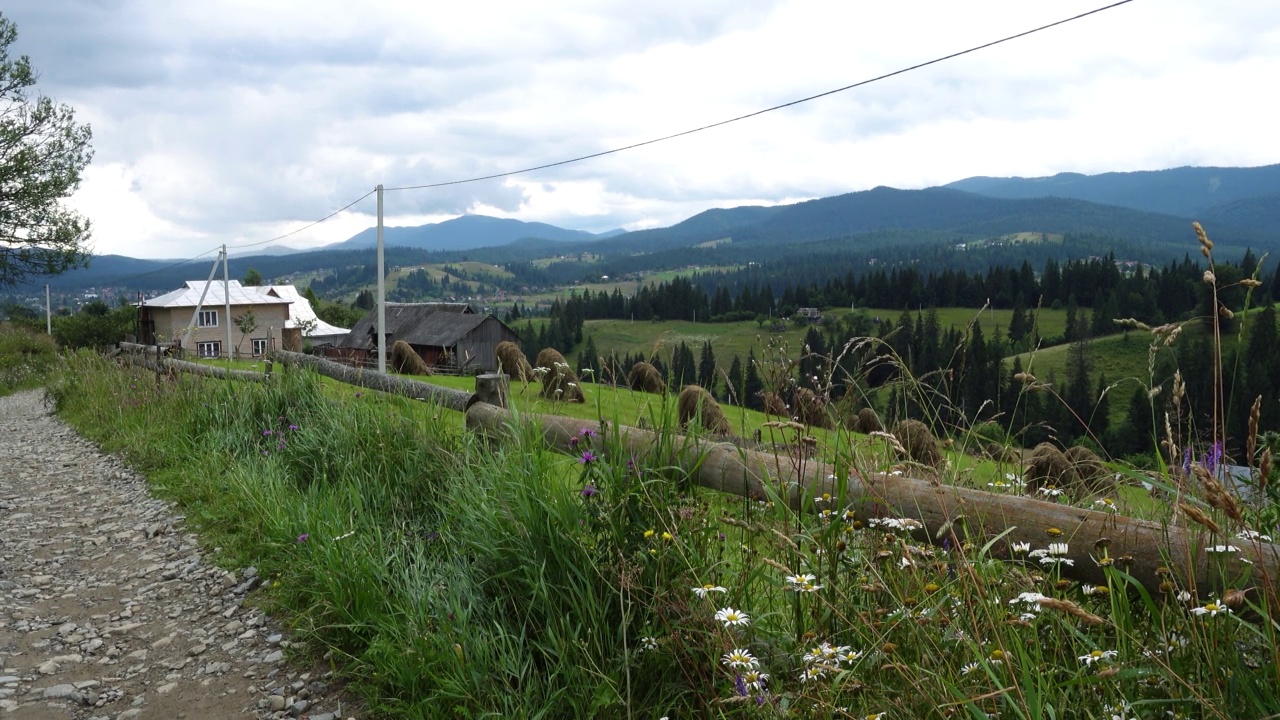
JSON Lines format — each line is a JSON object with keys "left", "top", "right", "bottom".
{"left": 2, "top": 0, "right": 1278, "bottom": 258}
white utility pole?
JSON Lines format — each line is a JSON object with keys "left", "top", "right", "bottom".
{"left": 223, "top": 245, "right": 232, "bottom": 360}
{"left": 44, "top": 284, "right": 51, "bottom": 334}
{"left": 376, "top": 184, "right": 386, "bottom": 373}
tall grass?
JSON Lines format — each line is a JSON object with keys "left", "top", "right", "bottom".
{"left": 45, "top": 227, "right": 1280, "bottom": 720}
{"left": 0, "top": 322, "right": 57, "bottom": 396}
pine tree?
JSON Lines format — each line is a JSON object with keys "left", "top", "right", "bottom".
{"left": 698, "top": 341, "right": 718, "bottom": 393}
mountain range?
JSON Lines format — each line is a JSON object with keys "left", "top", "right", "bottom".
{"left": 16, "top": 162, "right": 1280, "bottom": 294}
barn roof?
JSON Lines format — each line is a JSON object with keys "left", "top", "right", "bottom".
{"left": 142, "top": 280, "right": 292, "bottom": 308}
{"left": 339, "top": 303, "right": 493, "bottom": 349}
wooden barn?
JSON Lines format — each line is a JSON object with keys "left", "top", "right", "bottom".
{"left": 331, "top": 303, "right": 519, "bottom": 373}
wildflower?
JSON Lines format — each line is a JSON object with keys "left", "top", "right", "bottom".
{"left": 837, "top": 647, "right": 863, "bottom": 664}
{"left": 580, "top": 483, "right": 598, "bottom": 498}
{"left": 662, "top": 531, "right": 673, "bottom": 542}
{"left": 722, "top": 648, "right": 758, "bottom": 669}
{"left": 644, "top": 529, "right": 655, "bottom": 539}
{"left": 1048, "top": 542, "right": 1069, "bottom": 556}
{"left": 1191, "top": 599, "right": 1230, "bottom": 617}
{"left": 785, "top": 574, "right": 823, "bottom": 593}
{"left": 1082, "top": 584, "right": 1109, "bottom": 597}
{"left": 798, "top": 666, "right": 824, "bottom": 683}
{"left": 692, "top": 583, "right": 727, "bottom": 599}
{"left": 1205, "top": 544, "right": 1239, "bottom": 554}
{"left": 803, "top": 642, "right": 838, "bottom": 665}
{"left": 714, "top": 607, "right": 750, "bottom": 628}
{"left": 288, "top": 424, "right": 298, "bottom": 431}
{"left": 262, "top": 429, "right": 273, "bottom": 436}
{"left": 1037, "top": 485, "right": 1065, "bottom": 498}
{"left": 1011, "top": 541, "right": 1031, "bottom": 554}
{"left": 639, "top": 636, "right": 658, "bottom": 652}
{"left": 579, "top": 450, "right": 597, "bottom": 464}
{"left": 1010, "top": 592, "right": 1047, "bottom": 606}
{"left": 1093, "top": 497, "right": 1117, "bottom": 511}
{"left": 1176, "top": 590, "right": 1192, "bottom": 603}
{"left": 296, "top": 533, "right": 309, "bottom": 544}
{"left": 579, "top": 427, "right": 597, "bottom": 439}
{"left": 1238, "top": 529, "right": 1273, "bottom": 542}
{"left": 742, "top": 669, "right": 769, "bottom": 691}
{"left": 961, "top": 662, "right": 980, "bottom": 675}
{"left": 335, "top": 530, "right": 355, "bottom": 541}
{"left": 1078, "top": 649, "right": 1118, "bottom": 666}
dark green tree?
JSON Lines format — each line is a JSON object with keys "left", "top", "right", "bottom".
{"left": 241, "top": 268, "right": 263, "bottom": 286}
{"left": 353, "top": 289, "right": 374, "bottom": 311}
{"left": 0, "top": 14, "right": 94, "bottom": 287}
{"left": 726, "top": 354, "right": 743, "bottom": 405}
{"left": 697, "top": 341, "right": 717, "bottom": 393}
{"left": 744, "top": 349, "right": 764, "bottom": 410}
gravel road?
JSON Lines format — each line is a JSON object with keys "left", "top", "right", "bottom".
{"left": 0, "top": 391, "right": 357, "bottom": 719}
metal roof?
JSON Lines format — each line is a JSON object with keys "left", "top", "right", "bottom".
{"left": 265, "top": 285, "right": 350, "bottom": 337}
{"left": 143, "top": 280, "right": 293, "bottom": 309}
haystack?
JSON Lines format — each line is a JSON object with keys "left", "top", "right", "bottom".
{"left": 761, "top": 391, "right": 788, "bottom": 418}
{"left": 891, "top": 419, "right": 943, "bottom": 468}
{"left": 494, "top": 341, "right": 534, "bottom": 382}
{"left": 1025, "top": 442, "right": 1070, "bottom": 493}
{"left": 855, "top": 407, "right": 883, "bottom": 434}
{"left": 628, "top": 361, "right": 665, "bottom": 394}
{"left": 535, "top": 347, "right": 585, "bottom": 402}
{"left": 985, "top": 442, "right": 1019, "bottom": 464}
{"left": 1064, "top": 445, "right": 1113, "bottom": 496}
{"left": 793, "top": 387, "right": 831, "bottom": 429}
{"left": 677, "top": 384, "right": 733, "bottom": 436}
{"left": 390, "top": 340, "right": 432, "bottom": 376}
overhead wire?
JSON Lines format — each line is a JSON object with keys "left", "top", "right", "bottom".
{"left": 225, "top": 188, "right": 377, "bottom": 250}
{"left": 383, "top": 0, "right": 1134, "bottom": 193}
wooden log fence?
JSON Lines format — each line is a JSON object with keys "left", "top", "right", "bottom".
{"left": 116, "top": 344, "right": 1280, "bottom": 604}
{"left": 466, "top": 401, "right": 1280, "bottom": 605}
{"left": 118, "top": 342, "right": 267, "bottom": 382}
{"left": 267, "top": 349, "right": 472, "bottom": 412}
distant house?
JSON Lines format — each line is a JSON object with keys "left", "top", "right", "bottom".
{"left": 138, "top": 281, "right": 291, "bottom": 358}
{"left": 264, "top": 285, "right": 350, "bottom": 348}
{"left": 795, "top": 307, "right": 822, "bottom": 323}
{"left": 331, "top": 302, "right": 519, "bottom": 372}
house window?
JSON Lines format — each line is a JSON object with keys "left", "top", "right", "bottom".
{"left": 198, "top": 309, "right": 218, "bottom": 328}
{"left": 252, "top": 338, "right": 268, "bottom": 356}
{"left": 197, "top": 341, "right": 221, "bottom": 358}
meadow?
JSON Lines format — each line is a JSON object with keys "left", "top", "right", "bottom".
{"left": 28, "top": 327, "right": 1280, "bottom": 719}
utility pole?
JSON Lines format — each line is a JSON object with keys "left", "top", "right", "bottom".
{"left": 223, "top": 244, "right": 232, "bottom": 360}
{"left": 376, "top": 184, "right": 386, "bottom": 374}
{"left": 45, "top": 284, "right": 51, "bottom": 335}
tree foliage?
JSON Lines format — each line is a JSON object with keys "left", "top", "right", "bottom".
{"left": 0, "top": 13, "right": 93, "bottom": 287}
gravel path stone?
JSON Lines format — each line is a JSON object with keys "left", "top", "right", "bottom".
{"left": 0, "top": 391, "right": 357, "bottom": 719}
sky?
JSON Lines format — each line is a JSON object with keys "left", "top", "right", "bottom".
{"left": 5, "top": 0, "right": 1280, "bottom": 259}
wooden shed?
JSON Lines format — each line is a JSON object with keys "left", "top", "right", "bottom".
{"left": 333, "top": 303, "right": 519, "bottom": 373}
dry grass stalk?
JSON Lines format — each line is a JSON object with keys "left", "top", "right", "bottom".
{"left": 1036, "top": 597, "right": 1106, "bottom": 626}
{"left": 677, "top": 384, "right": 733, "bottom": 436}
{"left": 534, "top": 347, "right": 585, "bottom": 403}
{"left": 390, "top": 340, "right": 433, "bottom": 376}
{"left": 494, "top": 341, "right": 534, "bottom": 382}
{"left": 627, "top": 361, "right": 665, "bottom": 394}
{"left": 1178, "top": 502, "right": 1223, "bottom": 535}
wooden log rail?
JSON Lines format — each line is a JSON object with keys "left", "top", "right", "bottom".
{"left": 466, "top": 401, "right": 1280, "bottom": 604}
{"left": 112, "top": 346, "right": 1279, "bottom": 603}
{"left": 118, "top": 342, "right": 266, "bottom": 382}
{"left": 266, "top": 349, "right": 472, "bottom": 412}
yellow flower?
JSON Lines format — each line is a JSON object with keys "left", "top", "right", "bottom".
{"left": 644, "top": 529, "right": 655, "bottom": 539}
{"left": 662, "top": 531, "right": 674, "bottom": 542}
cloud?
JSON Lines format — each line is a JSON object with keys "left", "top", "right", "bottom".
{"left": 2, "top": 0, "right": 1278, "bottom": 258}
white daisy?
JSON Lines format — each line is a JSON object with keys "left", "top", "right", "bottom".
{"left": 1078, "top": 649, "right": 1118, "bottom": 666}
{"left": 714, "top": 607, "right": 750, "bottom": 628}
{"left": 721, "top": 648, "right": 758, "bottom": 669}
{"left": 692, "top": 583, "right": 727, "bottom": 599}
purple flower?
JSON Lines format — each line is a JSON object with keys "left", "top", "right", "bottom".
{"left": 1182, "top": 446, "right": 1193, "bottom": 475}
{"left": 581, "top": 484, "right": 598, "bottom": 498}
{"left": 735, "top": 674, "right": 748, "bottom": 697}
{"left": 263, "top": 429, "right": 272, "bottom": 436}
{"left": 296, "top": 533, "right": 309, "bottom": 543}
{"left": 579, "top": 450, "right": 597, "bottom": 464}
{"left": 288, "top": 424, "right": 298, "bottom": 431}
{"left": 568, "top": 436, "right": 579, "bottom": 449}
{"left": 580, "top": 427, "right": 597, "bottom": 439}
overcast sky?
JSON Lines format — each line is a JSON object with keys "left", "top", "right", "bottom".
{"left": 6, "top": 0, "right": 1279, "bottom": 259}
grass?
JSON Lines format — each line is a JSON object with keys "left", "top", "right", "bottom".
{"left": 0, "top": 322, "right": 58, "bottom": 397}
{"left": 43, "top": 348, "right": 1280, "bottom": 719}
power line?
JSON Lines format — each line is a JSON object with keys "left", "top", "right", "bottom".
{"left": 384, "top": 0, "right": 1134, "bottom": 193}
{"left": 108, "top": 246, "right": 222, "bottom": 284}
{"left": 225, "top": 188, "right": 377, "bottom": 250}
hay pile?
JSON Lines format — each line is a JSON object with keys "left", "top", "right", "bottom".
{"left": 494, "top": 341, "right": 534, "bottom": 382}
{"left": 1064, "top": 445, "right": 1113, "bottom": 496}
{"left": 390, "top": 340, "right": 432, "bottom": 376}
{"left": 891, "top": 419, "right": 943, "bottom": 468}
{"left": 761, "top": 391, "right": 788, "bottom": 418}
{"left": 535, "top": 347, "right": 585, "bottom": 403}
{"left": 627, "top": 361, "right": 665, "bottom": 394}
{"left": 792, "top": 387, "right": 831, "bottom": 429}
{"left": 855, "top": 407, "right": 883, "bottom": 434}
{"left": 985, "top": 442, "right": 1019, "bottom": 464}
{"left": 1025, "top": 443, "right": 1070, "bottom": 493}
{"left": 677, "top": 384, "right": 733, "bottom": 435}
